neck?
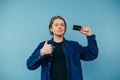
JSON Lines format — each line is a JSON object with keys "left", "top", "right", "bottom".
{"left": 53, "top": 35, "right": 64, "bottom": 43}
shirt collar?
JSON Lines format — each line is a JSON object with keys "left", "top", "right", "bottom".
{"left": 49, "top": 37, "right": 67, "bottom": 45}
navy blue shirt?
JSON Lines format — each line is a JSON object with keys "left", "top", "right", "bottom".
{"left": 27, "top": 35, "right": 98, "bottom": 80}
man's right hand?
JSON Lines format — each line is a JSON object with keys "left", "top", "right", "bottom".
{"left": 40, "top": 39, "right": 53, "bottom": 56}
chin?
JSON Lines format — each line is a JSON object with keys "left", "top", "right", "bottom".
{"left": 55, "top": 34, "right": 64, "bottom": 37}
{"left": 54, "top": 32, "right": 65, "bottom": 36}
{"left": 57, "top": 34, "right": 64, "bottom": 36}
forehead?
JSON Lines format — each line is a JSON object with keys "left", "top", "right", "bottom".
{"left": 53, "top": 19, "right": 64, "bottom": 23}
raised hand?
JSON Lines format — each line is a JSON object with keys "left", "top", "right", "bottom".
{"left": 80, "top": 26, "right": 92, "bottom": 36}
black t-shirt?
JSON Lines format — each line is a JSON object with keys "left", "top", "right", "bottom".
{"left": 50, "top": 41, "right": 68, "bottom": 80}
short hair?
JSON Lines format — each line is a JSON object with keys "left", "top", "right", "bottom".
{"left": 49, "top": 16, "right": 67, "bottom": 35}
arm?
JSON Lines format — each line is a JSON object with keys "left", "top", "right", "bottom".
{"left": 26, "top": 39, "right": 53, "bottom": 70}
{"left": 26, "top": 42, "right": 44, "bottom": 70}
{"left": 80, "top": 35, "right": 98, "bottom": 61}
{"left": 79, "top": 26, "right": 98, "bottom": 60}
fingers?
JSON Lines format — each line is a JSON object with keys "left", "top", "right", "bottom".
{"left": 80, "top": 26, "right": 92, "bottom": 36}
{"left": 44, "top": 45, "right": 53, "bottom": 55}
{"left": 40, "top": 39, "right": 53, "bottom": 56}
{"left": 80, "top": 27, "right": 88, "bottom": 33}
{"left": 44, "top": 44, "right": 53, "bottom": 53}
{"left": 45, "top": 39, "right": 48, "bottom": 45}
{"left": 81, "top": 27, "right": 89, "bottom": 31}
{"left": 46, "top": 45, "right": 53, "bottom": 50}
{"left": 46, "top": 49, "right": 53, "bottom": 54}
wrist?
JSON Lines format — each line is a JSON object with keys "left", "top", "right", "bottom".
{"left": 86, "top": 33, "right": 92, "bottom": 36}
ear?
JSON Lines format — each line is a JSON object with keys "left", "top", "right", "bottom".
{"left": 50, "top": 27, "right": 53, "bottom": 32}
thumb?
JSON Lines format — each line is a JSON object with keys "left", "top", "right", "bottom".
{"left": 44, "top": 39, "right": 48, "bottom": 45}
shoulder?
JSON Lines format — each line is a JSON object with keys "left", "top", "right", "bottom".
{"left": 38, "top": 39, "right": 52, "bottom": 46}
{"left": 37, "top": 40, "right": 46, "bottom": 48}
{"left": 65, "top": 39, "right": 79, "bottom": 45}
{"left": 39, "top": 41, "right": 45, "bottom": 45}
{"left": 64, "top": 39, "right": 82, "bottom": 50}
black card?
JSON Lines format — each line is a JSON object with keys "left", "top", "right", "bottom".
{"left": 73, "top": 25, "right": 82, "bottom": 31}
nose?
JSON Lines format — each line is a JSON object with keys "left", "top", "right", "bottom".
{"left": 59, "top": 27, "right": 62, "bottom": 29}
{"left": 58, "top": 25, "right": 62, "bottom": 29}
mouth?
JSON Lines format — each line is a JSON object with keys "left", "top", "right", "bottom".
{"left": 58, "top": 30, "right": 63, "bottom": 32}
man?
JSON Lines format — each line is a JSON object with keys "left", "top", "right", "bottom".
{"left": 27, "top": 16, "right": 98, "bottom": 80}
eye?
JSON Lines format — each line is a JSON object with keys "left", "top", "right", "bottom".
{"left": 60, "top": 23, "right": 65, "bottom": 26}
{"left": 54, "top": 23, "right": 58, "bottom": 26}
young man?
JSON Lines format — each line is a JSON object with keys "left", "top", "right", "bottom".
{"left": 27, "top": 16, "right": 98, "bottom": 80}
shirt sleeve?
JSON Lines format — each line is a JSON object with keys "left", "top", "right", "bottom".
{"left": 26, "top": 42, "right": 45, "bottom": 70}
{"left": 80, "top": 34, "right": 99, "bottom": 61}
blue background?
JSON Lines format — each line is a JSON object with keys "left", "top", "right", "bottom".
{"left": 0, "top": 0, "right": 120, "bottom": 80}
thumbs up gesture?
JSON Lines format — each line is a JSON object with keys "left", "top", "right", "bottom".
{"left": 40, "top": 39, "right": 53, "bottom": 56}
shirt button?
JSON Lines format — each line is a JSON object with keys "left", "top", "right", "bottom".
{"left": 50, "top": 54, "right": 52, "bottom": 56}
{"left": 38, "top": 56, "right": 40, "bottom": 58}
{"left": 48, "top": 62, "right": 51, "bottom": 65}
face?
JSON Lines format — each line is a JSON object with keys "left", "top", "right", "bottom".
{"left": 50, "top": 19, "right": 65, "bottom": 36}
